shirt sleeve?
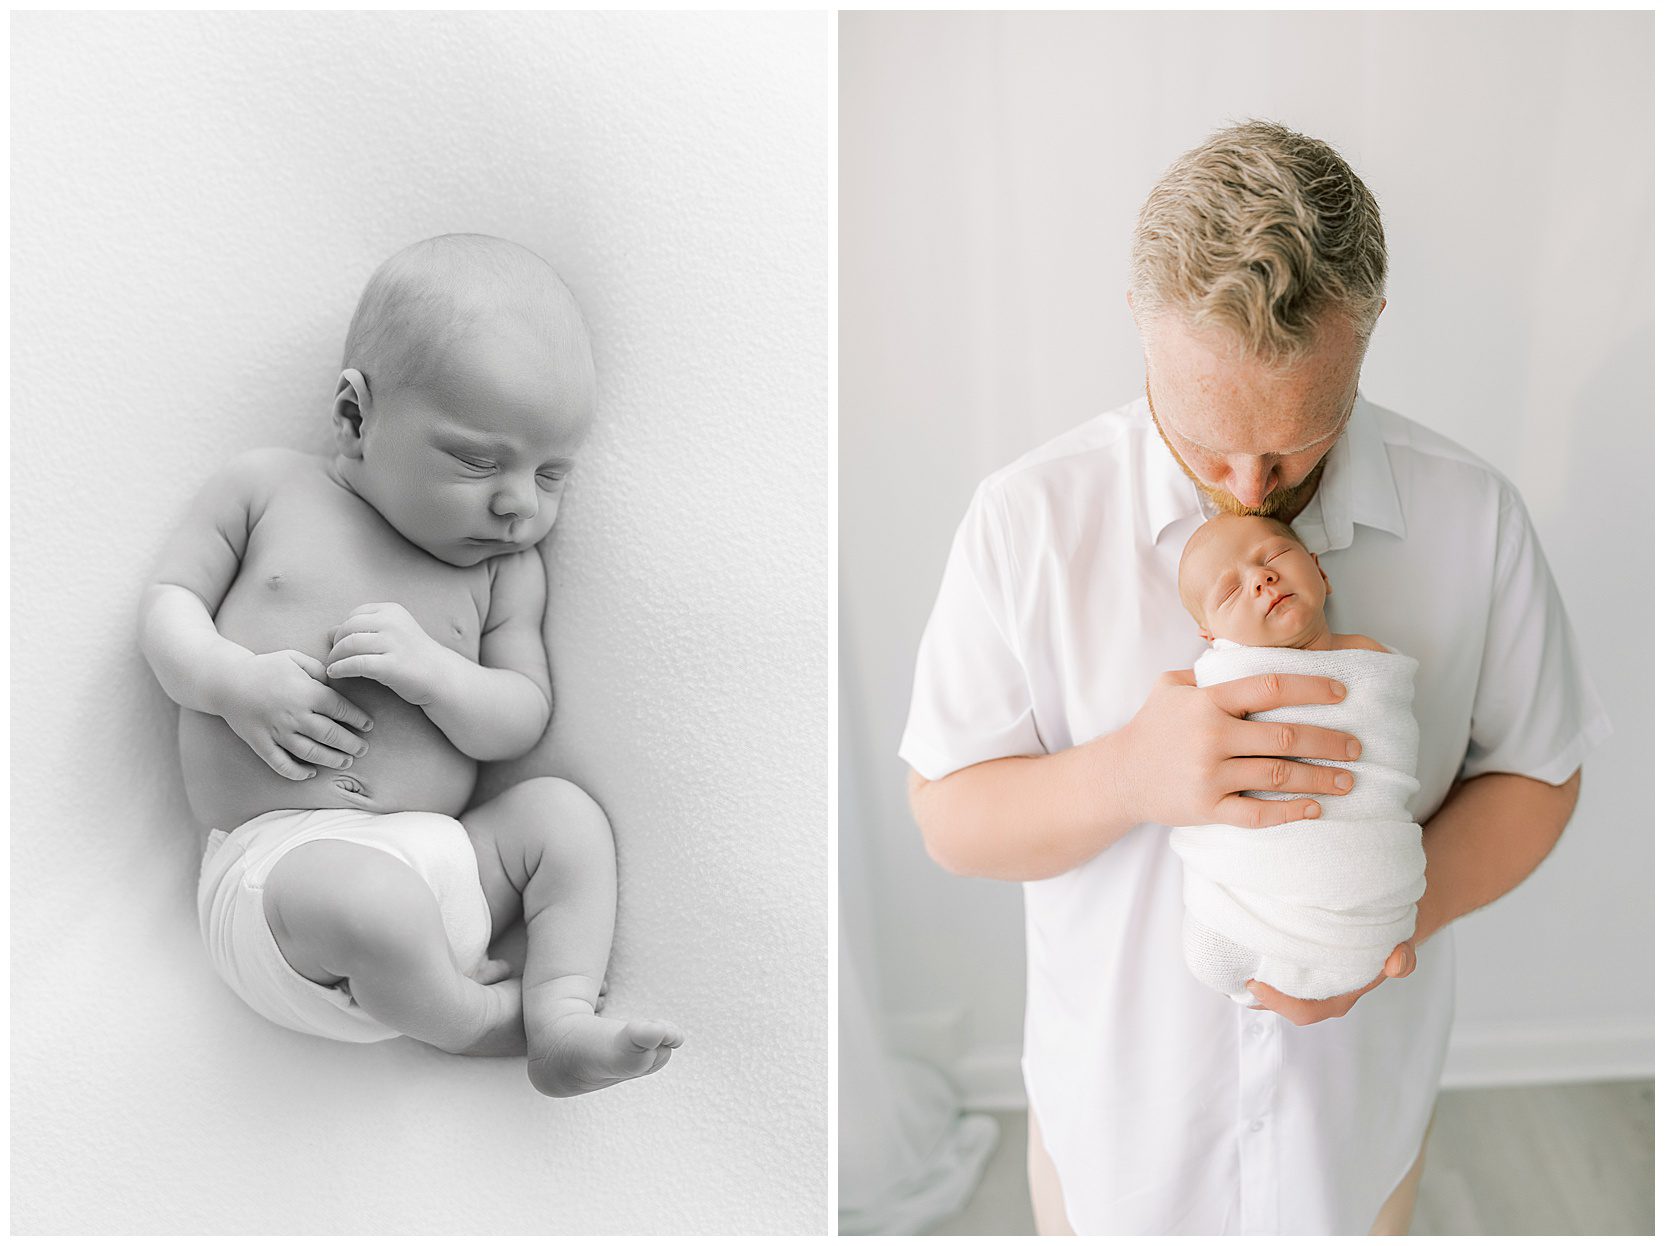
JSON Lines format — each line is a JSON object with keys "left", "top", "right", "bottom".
{"left": 899, "top": 480, "right": 1046, "bottom": 781}
{"left": 1460, "top": 481, "right": 1612, "bottom": 784}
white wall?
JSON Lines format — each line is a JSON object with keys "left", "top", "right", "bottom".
{"left": 840, "top": 10, "right": 1652, "bottom": 1099}
{"left": 12, "top": 12, "right": 826, "bottom": 1233}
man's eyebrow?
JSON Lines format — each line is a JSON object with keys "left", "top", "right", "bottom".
{"left": 1172, "top": 401, "right": 1354, "bottom": 457}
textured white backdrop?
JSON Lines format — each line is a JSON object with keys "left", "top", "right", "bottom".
{"left": 12, "top": 12, "right": 826, "bottom": 1234}
{"left": 840, "top": 10, "right": 1652, "bottom": 1099}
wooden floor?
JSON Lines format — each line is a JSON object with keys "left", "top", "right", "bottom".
{"left": 927, "top": 1080, "right": 1654, "bottom": 1236}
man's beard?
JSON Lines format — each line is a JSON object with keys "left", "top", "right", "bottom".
{"left": 1147, "top": 394, "right": 1328, "bottom": 521}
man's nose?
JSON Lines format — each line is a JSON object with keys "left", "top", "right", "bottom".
{"left": 1224, "top": 460, "right": 1276, "bottom": 508}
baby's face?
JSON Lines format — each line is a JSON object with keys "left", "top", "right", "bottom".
{"left": 1180, "top": 515, "right": 1331, "bottom": 647}
{"left": 345, "top": 317, "right": 595, "bottom": 567}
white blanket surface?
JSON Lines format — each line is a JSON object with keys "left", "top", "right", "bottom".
{"left": 1169, "top": 640, "right": 1425, "bottom": 1003}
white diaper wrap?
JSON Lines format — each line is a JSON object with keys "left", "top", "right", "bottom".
{"left": 197, "top": 807, "right": 492, "bottom": 1043}
{"left": 1169, "top": 640, "right": 1425, "bottom": 1004}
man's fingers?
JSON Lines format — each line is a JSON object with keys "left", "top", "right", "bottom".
{"left": 1219, "top": 757, "right": 1353, "bottom": 798}
{"left": 1386, "top": 943, "right": 1417, "bottom": 978}
{"left": 1213, "top": 793, "right": 1323, "bottom": 829}
{"left": 1209, "top": 671, "right": 1348, "bottom": 719}
{"left": 303, "top": 714, "right": 368, "bottom": 758}
{"left": 1230, "top": 717, "right": 1361, "bottom": 765}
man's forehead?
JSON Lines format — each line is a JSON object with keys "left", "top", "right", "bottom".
{"left": 1171, "top": 402, "right": 1351, "bottom": 457}
{"left": 1143, "top": 310, "right": 1362, "bottom": 453}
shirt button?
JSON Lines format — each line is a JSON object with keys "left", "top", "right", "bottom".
{"left": 1250, "top": 1119, "right": 1265, "bottom": 1132}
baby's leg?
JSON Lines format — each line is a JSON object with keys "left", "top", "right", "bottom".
{"left": 462, "top": 777, "right": 682, "bottom": 1097}
{"left": 263, "top": 840, "right": 521, "bottom": 1054}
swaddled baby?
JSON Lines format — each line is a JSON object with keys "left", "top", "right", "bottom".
{"left": 1170, "top": 515, "right": 1425, "bottom": 1003}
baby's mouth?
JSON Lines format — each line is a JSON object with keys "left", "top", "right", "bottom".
{"left": 1266, "top": 592, "right": 1293, "bottom": 616}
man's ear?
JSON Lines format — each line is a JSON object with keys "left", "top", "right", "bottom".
{"left": 333, "top": 369, "right": 370, "bottom": 458}
{"left": 1313, "top": 552, "right": 1332, "bottom": 597}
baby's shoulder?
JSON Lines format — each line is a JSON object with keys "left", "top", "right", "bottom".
{"left": 1331, "top": 632, "right": 1391, "bottom": 653}
{"left": 218, "top": 446, "right": 325, "bottom": 498}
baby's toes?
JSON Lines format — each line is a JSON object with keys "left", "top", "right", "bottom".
{"left": 468, "top": 956, "right": 515, "bottom": 986}
{"left": 623, "top": 1019, "right": 681, "bottom": 1051}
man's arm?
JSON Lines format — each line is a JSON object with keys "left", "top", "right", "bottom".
{"left": 326, "top": 549, "right": 552, "bottom": 762}
{"left": 1244, "top": 768, "right": 1581, "bottom": 1024}
{"left": 1414, "top": 767, "right": 1580, "bottom": 944}
{"left": 910, "top": 668, "right": 1362, "bottom": 881}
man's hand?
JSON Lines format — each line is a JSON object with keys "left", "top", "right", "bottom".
{"left": 1245, "top": 941, "right": 1417, "bottom": 1025}
{"left": 1113, "top": 668, "right": 1362, "bottom": 829}
{"left": 219, "top": 649, "right": 374, "bottom": 781}
{"left": 326, "top": 602, "right": 457, "bottom": 706}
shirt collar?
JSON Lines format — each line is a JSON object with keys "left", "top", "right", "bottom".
{"left": 1296, "top": 396, "right": 1405, "bottom": 554}
{"left": 1141, "top": 393, "right": 1405, "bottom": 553}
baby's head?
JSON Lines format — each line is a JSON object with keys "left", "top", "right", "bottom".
{"left": 333, "top": 234, "right": 596, "bottom": 566}
{"left": 1178, "top": 514, "right": 1333, "bottom": 648}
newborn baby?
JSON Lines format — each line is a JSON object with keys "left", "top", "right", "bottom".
{"left": 1169, "top": 514, "right": 1425, "bottom": 1003}
{"left": 140, "top": 234, "right": 681, "bottom": 1095}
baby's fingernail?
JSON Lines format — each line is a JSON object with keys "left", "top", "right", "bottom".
{"left": 1346, "top": 740, "right": 1362, "bottom": 760}
{"left": 1329, "top": 680, "right": 1346, "bottom": 698}
{"left": 1334, "top": 772, "right": 1352, "bottom": 792}
{"left": 305, "top": 770, "right": 316, "bottom": 779}
{"left": 1305, "top": 803, "right": 1321, "bottom": 819}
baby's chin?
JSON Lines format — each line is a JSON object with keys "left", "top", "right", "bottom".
{"left": 1215, "top": 605, "right": 1326, "bottom": 648}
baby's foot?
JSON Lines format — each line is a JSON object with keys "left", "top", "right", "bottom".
{"left": 527, "top": 1012, "right": 683, "bottom": 1098}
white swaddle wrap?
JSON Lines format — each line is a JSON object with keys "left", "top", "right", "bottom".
{"left": 1169, "top": 639, "right": 1426, "bottom": 1004}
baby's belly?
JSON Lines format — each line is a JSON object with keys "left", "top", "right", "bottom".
{"left": 178, "top": 680, "right": 477, "bottom": 831}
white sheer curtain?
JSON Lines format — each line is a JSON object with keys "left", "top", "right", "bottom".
{"left": 837, "top": 600, "right": 997, "bottom": 1235}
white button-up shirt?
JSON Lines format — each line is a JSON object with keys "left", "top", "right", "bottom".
{"left": 900, "top": 395, "right": 1611, "bottom": 1234}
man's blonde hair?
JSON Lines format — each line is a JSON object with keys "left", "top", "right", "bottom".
{"left": 1129, "top": 120, "right": 1387, "bottom": 363}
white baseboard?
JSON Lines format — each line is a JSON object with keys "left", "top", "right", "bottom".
{"left": 897, "top": 1020, "right": 1654, "bottom": 1113}
{"left": 1438, "top": 1022, "right": 1654, "bottom": 1089}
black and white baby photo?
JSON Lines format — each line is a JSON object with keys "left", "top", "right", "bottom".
{"left": 13, "top": 11, "right": 826, "bottom": 1235}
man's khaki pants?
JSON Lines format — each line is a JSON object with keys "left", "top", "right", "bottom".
{"left": 1027, "top": 1109, "right": 1436, "bottom": 1235}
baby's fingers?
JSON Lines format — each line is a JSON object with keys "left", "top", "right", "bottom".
{"left": 302, "top": 713, "right": 368, "bottom": 759}
{"left": 255, "top": 740, "right": 316, "bottom": 781}
{"left": 284, "top": 733, "right": 356, "bottom": 771}
{"left": 314, "top": 686, "right": 374, "bottom": 732}
{"left": 324, "top": 654, "right": 390, "bottom": 683}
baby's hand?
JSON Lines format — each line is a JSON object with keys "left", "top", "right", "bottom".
{"left": 221, "top": 649, "right": 374, "bottom": 781}
{"left": 326, "top": 602, "right": 453, "bottom": 707}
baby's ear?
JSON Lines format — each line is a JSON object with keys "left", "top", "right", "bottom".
{"left": 1197, "top": 626, "right": 1214, "bottom": 642}
{"left": 1313, "top": 552, "right": 1332, "bottom": 596}
{"left": 332, "top": 369, "right": 369, "bottom": 458}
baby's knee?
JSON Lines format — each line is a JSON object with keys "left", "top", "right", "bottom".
{"left": 511, "top": 776, "right": 614, "bottom": 864}
{"left": 518, "top": 776, "right": 610, "bottom": 835}
{"left": 265, "top": 841, "right": 439, "bottom": 980}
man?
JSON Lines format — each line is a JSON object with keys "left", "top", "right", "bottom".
{"left": 901, "top": 121, "right": 1609, "bottom": 1235}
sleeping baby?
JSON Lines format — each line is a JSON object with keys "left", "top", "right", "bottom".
{"left": 140, "top": 234, "right": 681, "bottom": 1095}
{"left": 1169, "top": 514, "right": 1426, "bottom": 1004}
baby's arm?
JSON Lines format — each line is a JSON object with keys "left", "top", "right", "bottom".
{"left": 140, "top": 449, "right": 373, "bottom": 779}
{"left": 325, "top": 548, "right": 551, "bottom": 762}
